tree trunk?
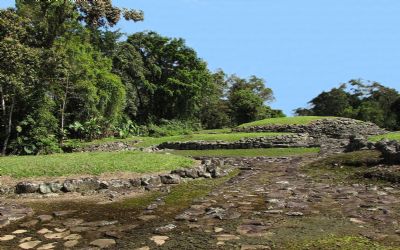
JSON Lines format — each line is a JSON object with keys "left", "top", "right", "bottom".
{"left": 0, "top": 85, "right": 5, "bottom": 117}
{"left": 2, "top": 93, "right": 15, "bottom": 156}
{"left": 59, "top": 77, "right": 69, "bottom": 146}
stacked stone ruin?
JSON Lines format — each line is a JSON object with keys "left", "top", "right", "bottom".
{"left": 159, "top": 118, "right": 386, "bottom": 154}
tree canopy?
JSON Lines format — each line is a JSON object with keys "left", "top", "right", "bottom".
{"left": 294, "top": 79, "right": 400, "bottom": 130}
{"left": 0, "top": 2, "right": 283, "bottom": 155}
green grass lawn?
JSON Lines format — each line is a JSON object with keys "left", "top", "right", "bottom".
{"left": 169, "top": 147, "right": 320, "bottom": 157}
{"left": 0, "top": 151, "right": 194, "bottom": 178}
{"left": 67, "top": 132, "right": 290, "bottom": 149}
{"left": 238, "top": 116, "right": 336, "bottom": 128}
{"left": 368, "top": 132, "right": 400, "bottom": 142}
{"left": 194, "top": 128, "right": 232, "bottom": 134}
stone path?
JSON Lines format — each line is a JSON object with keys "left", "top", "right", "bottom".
{"left": 1, "top": 156, "right": 400, "bottom": 249}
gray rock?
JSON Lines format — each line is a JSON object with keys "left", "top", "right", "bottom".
{"left": 15, "top": 182, "right": 39, "bottom": 194}
{"left": 207, "top": 166, "right": 222, "bottom": 178}
{"left": 171, "top": 169, "right": 187, "bottom": 178}
{"left": 154, "top": 224, "right": 176, "bottom": 233}
{"left": 62, "top": 178, "right": 100, "bottom": 192}
{"left": 141, "top": 176, "right": 161, "bottom": 186}
{"left": 39, "top": 183, "right": 53, "bottom": 194}
{"left": 108, "top": 179, "right": 131, "bottom": 189}
{"left": 160, "top": 174, "right": 181, "bottom": 184}
{"left": 99, "top": 181, "right": 109, "bottom": 189}
{"left": 206, "top": 207, "right": 226, "bottom": 220}
{"left": 375, "top": 140, "right": 400, "bottom": 164}
{"left": 129, "top": 178, "right": 142, "bottom": 187}
{"left": 185, "top": 168, "right": 199, "bottom": 179}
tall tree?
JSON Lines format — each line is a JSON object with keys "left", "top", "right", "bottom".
{"left": 309, "top": 85, "right": 351, "bottom": 117}
{"left": 51, "top": 34, "right": 126, "bottom": 132}
{"left": 227, "top": 75, "right": 276, "bottom": 124}
{"left": 295, "top": 79, "right": 400, "bottom": 130}
{"left": 126, "top": 31, "right": 213, "bottom": 122}
{"left": 199, "top": 70, "right": 231, "bottom": 129}
{"left": 0, "top": 9, "right": 40, "bottom": 155}
{"left": 15, "top": 0, "right": 143, "bottom": 47}
{"left": 112, "top": 42, "right": 149, "bottom": 123}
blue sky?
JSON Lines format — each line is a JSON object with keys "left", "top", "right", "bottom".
{"left": 1, "top": 0, "right": 400, "bottom": 115}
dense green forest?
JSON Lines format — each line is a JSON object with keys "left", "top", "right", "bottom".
{"left": 294, "top": 79, "right": 400, "bottom": 130}
{"left": 0, "top": 0, "right": 284, "bottom": 155}
{"left": 1, "top": 1, "right": 398, "bottom": 156}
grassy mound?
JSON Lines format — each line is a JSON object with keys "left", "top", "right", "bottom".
{"left": 0, "top": 151, "right": 194, "bottom": 178}
{"left": 238, "top": 116, "right": 336, "bottom": 128}
{"left": 67, "top": 132, "right": 290, "bottom": 149}
{"left": 368, "top": 132, "right": 400, "bottom": 142}
{"left": 170, "top": 147, "right": 320, "bottom": 157}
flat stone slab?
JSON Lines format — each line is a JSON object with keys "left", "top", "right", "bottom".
{"left": 37, "top": 242, "right": 57, "bottom": 250}
{"left": 18, "top": 241, "right": 42, "bottom": 249}
{"left": 150, "top": 235, "right": 169, "bottom": 246}
{"left": 64, "top": 233, "right": 82, "bottom": 240}
{"left": 44, "top": 231, "right": 70, "bottom": 239}
{"left": 12, "top": 229, "right": 28, "bottom": 234}
{"left": 37, "top": 215, "right": 53, "bottom": 222}
{"left": 0, "top": 235, "right": 16, "bottom": 241}
{"left": 90, "top": 238, "right": 116, "bottom": 248}
{"left": 0, "top": 203, "right": 34, "bottom": 231}
{"left": 64, "top": 240, "right": 79, "bottom": 248}
{"left": 37, "top": 228, "right": 52, "bottom": 234}
{"left": 215, "top": 234, "right": 241, "bottom": 241}
{"left": 53, "top": 210, "right": 77, "bottom": 217}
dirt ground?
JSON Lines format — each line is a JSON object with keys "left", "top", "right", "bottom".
{"left": 1, "top": 155, "right": 400, "bottom": 249}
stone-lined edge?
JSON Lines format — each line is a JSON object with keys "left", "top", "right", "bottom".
{"left": 0, "top": 159, "right": 230, "bottom": 196}
{"left": 158, "top": 134, "right": 318, "bottom": 150}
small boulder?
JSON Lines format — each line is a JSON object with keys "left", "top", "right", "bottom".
{"left": 39, "top": 183, "right": 53, "bottom": 194}
{"left": 129, "top": 178, "right": 142, "bottom": 187}
{"left": 15, "top": 182, "right": 39, "bottom": 194}
{"left": 160, "top": 174, "right": 181, "bottom": 184}
{"left": 171, "top": 169, "right": 187, "bottom": 178}
{"left": 185, "top": 168, "right": 199, "bottom": 179}
{"left": 141, "top": 176, "right": 161, "bottom": 186}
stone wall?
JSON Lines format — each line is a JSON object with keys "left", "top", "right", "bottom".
{"left": 158, "top": 134, "right": 318, "bottom": 150}
{"left": 65, "top": 141, "right": 139, "bottom": 153}
{"left": 375, "top": 140, "right": 400, "bottom": 165}
{"left": 233, "top": 118, "right": 386, "bottom": 139}
{"left": 0, "top": 159, "right": 231, "bottom": 196}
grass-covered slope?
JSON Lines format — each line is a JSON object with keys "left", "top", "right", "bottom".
{"left": 170, "top": 147, "right": 320, "bottom": 157}
{"left": 368, "top": 132, "right": 400, "bottom": 142}
{"left": 0, "top": 151, "right": 194, "bottom": 178}
{"left": 238, "top": 116, "right": 336, "bottom": 128}
{"left": 67, "top": 132, "right": 290, "bottom": 149}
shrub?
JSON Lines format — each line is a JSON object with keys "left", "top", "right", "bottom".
{"left": 147, "top": 119, "right": 201, "bottom": 137}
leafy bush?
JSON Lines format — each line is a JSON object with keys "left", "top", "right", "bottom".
{"left": 147, "top": 119, "right": 201, "bottom": 137}
{"left": 9, "top": 115, "right": 61, "bottom": 155}
{"left": 68, "top": 117, "right": 109, "bottom": 141}
{"left": 114, "top": 120, "right": 141, "bottom": 138}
